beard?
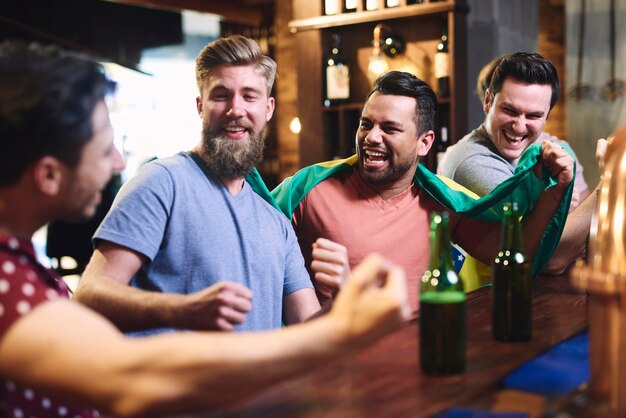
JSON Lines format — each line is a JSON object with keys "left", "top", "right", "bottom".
{"left": 357, "top": 152, "right": 417, "bottom": 186}
{"left": 200, "top": 122, "right": 266, "bottom": 179}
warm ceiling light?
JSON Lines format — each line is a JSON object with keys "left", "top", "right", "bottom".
{"left": 289, "top": 116, "right": 301, "bottom": 134}
{"left": 367, "top": 24, "right": 405, "bottom": 83}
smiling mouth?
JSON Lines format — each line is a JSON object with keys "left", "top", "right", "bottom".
{"left": 503, "top": 131, "right": 527, "bottom": 144}
{"left": 363, "top": 149, "right": 389, "bottom": 166}
{"left": 224, "top": 125, "right": 248, "bottom": 134}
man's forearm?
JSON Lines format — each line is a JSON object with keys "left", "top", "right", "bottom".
{"left": 74, "top": 278, "right": 183, "bottom": 332}
{"left": 522, "top": 185, "right": 569, "bottom": 261}
{"left": 113, "top": 313, "right": 354, "bottom": 417}
{"left": 0, "top": 300, "right": 361, "bottom": 418}
{"left": 542, "top": 184, "right": 598, "bottom": 275}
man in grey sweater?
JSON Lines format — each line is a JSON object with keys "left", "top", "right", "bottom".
{"left": 439, "top": 52, "right": 605, "bottom": 274}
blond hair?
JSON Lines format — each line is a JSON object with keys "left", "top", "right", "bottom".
{"left": 195, "top": 35, "right": 277, "bottom": 96}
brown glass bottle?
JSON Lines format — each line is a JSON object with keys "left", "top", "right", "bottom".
{"left": 420, "top": 212, "right": 466, "bottom": 375}
{"left": 492, "top": 202, "right": 532, "bottom": 342}
{"left": 323, "top": 34, "right": 350, "bottom": 107}
{"left": 434, "top": 30, "right": 449, "bottom": 98}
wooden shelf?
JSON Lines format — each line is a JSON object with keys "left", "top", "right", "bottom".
{"left": 289, "top": 2, "right": 462, "bottom": 32}
{"left": 322, "top": 102, "right": 365, "bottom": 112}
{"left": 290, "top": 0, "right": 468, "bottom": 169}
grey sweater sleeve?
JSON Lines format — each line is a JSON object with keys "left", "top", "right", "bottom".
{"left": 450, "top": 152, "right": 515, "bottom": 196}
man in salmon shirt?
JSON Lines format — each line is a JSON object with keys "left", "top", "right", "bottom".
{"left": 273, "top": 70, "right": 575, "bottom": 312}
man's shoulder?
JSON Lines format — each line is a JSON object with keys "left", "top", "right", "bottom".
{"left": 455, "top": 128, "right": 493, "bottom": 150}
{"left": 146, "top": 152, "right": 194, "bottom": 173}
{"left": 130, "top": 152, "right": 203, "bottom": 186}
{"left": 308, "top": 168, "right": 353, "bottom": 194}
{"left": 440, "top": 128, "right": 497, "bottom": 177}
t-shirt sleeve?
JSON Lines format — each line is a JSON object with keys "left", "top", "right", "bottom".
{"left": 93, "top": 163, "right": 174, "bottom": 261}
{"left": 282, "top": 220, "right": 314, "bottom": 296}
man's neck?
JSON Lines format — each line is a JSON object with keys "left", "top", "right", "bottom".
{"left": 220, "top": 176, "right": 246, "bottom": 196}
{"left": 355, "top": 168, "right": 416, "bottom": 201}
{"left": 191, "top": 146, "right": 247, "bottom": 196}
{"left": 0, "top": 215, "right": 40, "bottom": 241}
{"left": 0, "top": 190, "right": 44, "bottom": 241}
{"left": 373, "top": 181, "right": 415, "bottom": 201}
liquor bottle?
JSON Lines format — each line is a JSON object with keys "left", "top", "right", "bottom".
{"left": 324, "top": 0, "right": 339, "bottom": 15}
{"left": 407, "top": 0, "right": 425, "bottom": 4}
{"left": 343, "top": 0, "right": 357, "bottom": 13}
{"left": 434, "top": 30, "right": 450, "bottom": 98}
{"left": 385, "top": 0, "right": 400, "bottom": 8}
{"left": 420, "top": 212, "right": 466, "bottom": 375}
{"left": 436, "top": 125, "right": 448, "bottom": 168}
{"left": 492, "top": 202, "right": 532, "bottom": 342}
{"left": 323, "top": 34, "right": 350, "bottom": 107}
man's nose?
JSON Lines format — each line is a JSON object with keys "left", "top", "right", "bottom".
{"left": 227, "top": 96, "right": 246, "bottom": 117}
{"left": 111, "top": 146, "right": 126, "bottom": 174}
{"left": 364, "top": 127, "right": 383, "bottom": 145}
{"left": 511, "top": 115, "right": 528, "bottom": 134}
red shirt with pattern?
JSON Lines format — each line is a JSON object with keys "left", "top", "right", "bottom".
{"left": 0, "top": 233, "right": 100, "bottom": 418}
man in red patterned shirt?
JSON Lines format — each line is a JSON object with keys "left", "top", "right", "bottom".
{"left": 0, "top": 41, "right": 409, "bottom": 418}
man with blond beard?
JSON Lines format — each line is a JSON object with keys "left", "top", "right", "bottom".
{"left": 75, "top": 35, "right": 321, "bottom": 334}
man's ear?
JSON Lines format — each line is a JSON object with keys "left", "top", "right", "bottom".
{"left": 418, "top": 130, "right": 435, "bottom": 157}
{"left": 483, "top": 89, "right": 493, "bottom": 114}
{"left": 196, "top": 96, "right": 203, "bottom": 117}
{"left": 265, "top": 96, "right": 275, "bottom": 122}
{"left": 33, "top": 156, "right": 64, "bottom": 196}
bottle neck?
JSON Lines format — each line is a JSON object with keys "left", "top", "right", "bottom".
{"left": 428, "top": 221, "right": 454, "bottom": 269}
{"left": 331, "top": 35, "right": 341, "bottom": 55}
{"left": 423, "top": 215, "right": 463, "bottom": 294}
{"left": 500, "top": 211, "right": 525, "bottom": 252}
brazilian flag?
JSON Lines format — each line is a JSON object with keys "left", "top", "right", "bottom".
{"left": 247, "top": 142, "right": 574, "bottom": 292}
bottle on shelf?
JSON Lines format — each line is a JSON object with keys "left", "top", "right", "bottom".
{"left": 323, "top": 34, "right": 351, "bottom": 107}
{"left": 434, "top": 29, "right": 450, "bottom": 98}
{"left": 420, "top": 212, "right": 466, "bottom": 375}
{"left": 385, "top": 0, "right": 400, "bottom": 8}
{"left": 436, "top": 125, "right": 448, "bottom": 168}
{"left": 324, "top": 0, "right": 339, "bottom": 15}
{"left": 407, "top": 0, "right": 425, "bottom": 4}
{"left": 343, "top": 0, "right": 357, "bottom": 13}
{"left": 492, "top": 202, "right": 533, "bottom": 342}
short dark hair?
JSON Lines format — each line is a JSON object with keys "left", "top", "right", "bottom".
{"left": 367, "top": 70, "right": 437, "bottom": 135}
{"left": 0, "top": 41, "right": 116, "bottom": 187}
{"left": 488, "top": 52, "right": 560, "bottom": 109}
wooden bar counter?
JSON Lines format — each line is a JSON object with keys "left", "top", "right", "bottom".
{"left": 214, "top": 277, "right": 587, "bottom": 418}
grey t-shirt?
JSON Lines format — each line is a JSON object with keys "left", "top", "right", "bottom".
{"left": 440, "top": 127, "right": 589, "bottom": 207}
{"left": 94, "top": 152, "right": 312, "bottom": 334}
{"left": 438, "top": 125, "right": 514, "bottom": 195}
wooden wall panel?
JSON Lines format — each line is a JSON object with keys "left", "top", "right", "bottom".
{"left": 538, "top": 0, "right": 566, "bottom": 140}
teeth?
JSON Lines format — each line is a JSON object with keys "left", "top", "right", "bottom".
{"left": 504, "top": 132, "right": 524, "bottom": 142}
{"left": 365, "top": 150, "right": 386, "bottom": 157}
{"left": 225, "top": 127, "right": 245, "bottom": 133}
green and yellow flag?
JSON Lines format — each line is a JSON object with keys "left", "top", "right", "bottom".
{"left": 248, "top": 142, "right": 574, "bottom": 292}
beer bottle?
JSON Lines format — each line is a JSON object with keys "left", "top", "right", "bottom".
{"left": 492, "top": 202, "right": 532, "bottom": 342}
{"left": 420, "top": 212, "right": 466, "bottom": 375}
